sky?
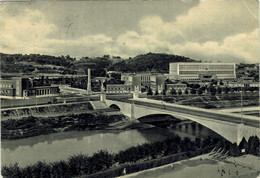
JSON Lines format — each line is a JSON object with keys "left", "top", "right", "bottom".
{"left": 0, "top": 0, "right": 259, "bottom": 63}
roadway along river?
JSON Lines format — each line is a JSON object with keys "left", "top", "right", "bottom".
{"left": 1, "top": 119, "right": 221, "bottom": 167}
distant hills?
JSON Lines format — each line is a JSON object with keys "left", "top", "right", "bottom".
{"left": 108, "top": 53, "right": 198, "bottom": 73}
{"left": 0, "top": 53, "right": 76, "bottom": 75}
{"left": 0, "top": 52, "right": 198, "bottom": 76}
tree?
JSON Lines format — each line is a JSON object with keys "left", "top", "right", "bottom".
{"left": 211, "top": 79, "right": 218, "bottom": 85}
{"left": 185, "top": 88, "right": 189, "bottom": 94}
{"left": 209, "top": 86, "right": 216, "bottom": 95}
{"left": 229, "top": 143, "right": 241, "bottom": 157}
{"left": 223, "top": 86, "right": 230, "bottom": 94}
{"left": 239, "top": 137, "right": 248, "bottom": 154}
{"left": 217, "top": 87, "right": 222, "bottom": 94}
{"left": 147, "top": 88, "right": 153, "bottom": 95}
{"left": 171, "top": 88, "right": 177, "bottom": 95}
{"left": 178, "top": 89, "right": 182, "bottom": 95}
{"left": 198, "top": 88, "right": 203, "bottom": 95}
{"left": 162, "top": 89, "right": 166, "bottom": 95}
{"left": 248, "top": 136, "right": 259, "bottom": 156}
{"left": 190, "top": 88, "right": 196, "bottom": 94}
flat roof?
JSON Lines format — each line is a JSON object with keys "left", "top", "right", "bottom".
{"left": 170, "top": 62, "right": 236, "bottom": 65}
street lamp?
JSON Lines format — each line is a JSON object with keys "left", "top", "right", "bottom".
{"left": 240, "top": 85, "right": 243, "bottom": 124}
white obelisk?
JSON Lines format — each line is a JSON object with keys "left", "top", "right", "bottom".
{"left": 87, "top": 68, "right": 92, "bottom": 94}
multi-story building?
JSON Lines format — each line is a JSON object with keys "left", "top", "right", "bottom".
{"left": 0, "top": 77, "right": 59, "bottom": 99}
{"left": 169, "top": 63, "right": 236, "bottom": 81}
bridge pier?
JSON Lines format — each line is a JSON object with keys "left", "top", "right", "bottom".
{"left": 131, "top": 102, "right": 135, "bottom": 120}
{"left": 133, "top": 92, "right": 139, "bottom": 100}
{"left": 100, "top": 93, "right": 106, "bottom": 102}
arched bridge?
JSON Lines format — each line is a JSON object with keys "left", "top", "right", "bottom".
{"left": 103, "top": 95, "right": 260, "bottom": 144}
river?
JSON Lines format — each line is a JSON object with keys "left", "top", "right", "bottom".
{"left": 1, "top": 121, "right": 221, "bottom": 167}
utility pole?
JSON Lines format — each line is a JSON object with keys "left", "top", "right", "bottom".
{"left": 240, "top": 85, "right": 243, "bottom": 124}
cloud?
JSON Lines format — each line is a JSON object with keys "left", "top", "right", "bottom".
{"left": 174, "top": 0, "right": 258, "bottom": 42}
{"left": 0, "top": 0, "right": 258, "bottom": 63}
{"left": 0, "top": 9, "right": 113, "bottom": 57}
{"left": 169, "top": 28, "right": 259, "bottom": 63}
{"left": 111, "top": 0, "right": 259, "bottom": 63}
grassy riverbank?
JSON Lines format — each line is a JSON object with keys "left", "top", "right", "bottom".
{"left": 150, "top": 92, "right": 259, "bottom": 109}
{"left": 119, "top": 154, "right": 260, "bottom": 178}
{"left": 1, "top": 102, "right": 94, "bottom": 120}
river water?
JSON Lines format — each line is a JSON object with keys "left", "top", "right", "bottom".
{"left": 1, "top": 121, "right": 221, "bottom": 167}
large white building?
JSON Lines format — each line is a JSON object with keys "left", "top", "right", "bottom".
{"left": 169, "top": 63, "right": 236, "bottom": 81}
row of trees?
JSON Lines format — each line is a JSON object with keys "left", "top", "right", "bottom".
{"left": 0, "top": 135, "right": 216, "bottom": 178}
{"left": 3, "top": 134, "right": 258, "bottom": 177}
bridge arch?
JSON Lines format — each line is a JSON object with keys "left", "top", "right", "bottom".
{"left": 137, "top": 114, "right": 181, "bottom": 123}
{"left": 109, "top": 104, "right": 121, "bottom": 111}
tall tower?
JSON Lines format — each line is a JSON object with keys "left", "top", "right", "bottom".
{"left": 87, "top": 68, "right": 92, "bottom": 94}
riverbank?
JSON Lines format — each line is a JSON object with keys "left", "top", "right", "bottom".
{"left": 117, "top": 154, "right": 260, "bottom": 178}
{"left": 1, "top": 101, "right": 94, "bottom": 121}
{"left": 1, "top": 112, "right": 129, "bottom": 140}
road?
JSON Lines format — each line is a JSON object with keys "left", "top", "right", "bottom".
{"left": 111, "top": 98, "right": 260, "bottom": 128}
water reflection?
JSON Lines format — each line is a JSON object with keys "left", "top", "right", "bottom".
{"left": 2, "top": 121, "right": 222, "bottom": 167}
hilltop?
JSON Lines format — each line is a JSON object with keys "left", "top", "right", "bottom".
{"left": 108, "top": 53, "right": 198, "bottom": 73}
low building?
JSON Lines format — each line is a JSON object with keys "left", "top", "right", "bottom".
{"left": 106, "top": 84, "right": 132, "bottom": 93}
{"left": 165, "top": 83, "right": 187, "bottom": 93}
{"left": 249, "top": 82, "right": 260, "bottom": 88}
{"left": 227, "top": 81, "right": 260, "bottom": 88}
{"left": 0, "top": 77, "right": 60, "bottom": 99}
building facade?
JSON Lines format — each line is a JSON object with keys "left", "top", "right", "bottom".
{"left": 0, "top": 77, "right": 59, "bottom": 99}
{"left": 169, "top": 63, "right": 236, "bottom": 81}
{"left": 121, "top": 73, "right": 165, "bottom": 92}
{"left": 165, "top": 83, "right": 187, "bottom": 93}
{"left": 106, "top": 84, "right": 132, "bottom": 93}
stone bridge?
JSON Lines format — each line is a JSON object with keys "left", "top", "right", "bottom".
{"left": 104, "top": 97, "right": 260, "bottom": 144}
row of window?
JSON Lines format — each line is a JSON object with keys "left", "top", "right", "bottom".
{"left": 107, "top": 87, "right": 132, "bottom": 91}
{"left": 179, "top": 65, "right": 234, "bottom": 70}
{"left": 140, "top": 76, "right": 151, "bottom": 81}
{"left": 0, "top": 84, "right": 13, "bottom": 88}
{"left": 0, "top": 90, "right": 13, "bottom": 95}
{"left": 179, "top": 71, "right": 235, "bottom": 75}
{"left": 24, "top": 88, "right": 58, "bottom": 96}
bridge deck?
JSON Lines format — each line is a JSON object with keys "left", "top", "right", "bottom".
{"left": 109, "top": 98, "right": 260, "bottom": 128}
